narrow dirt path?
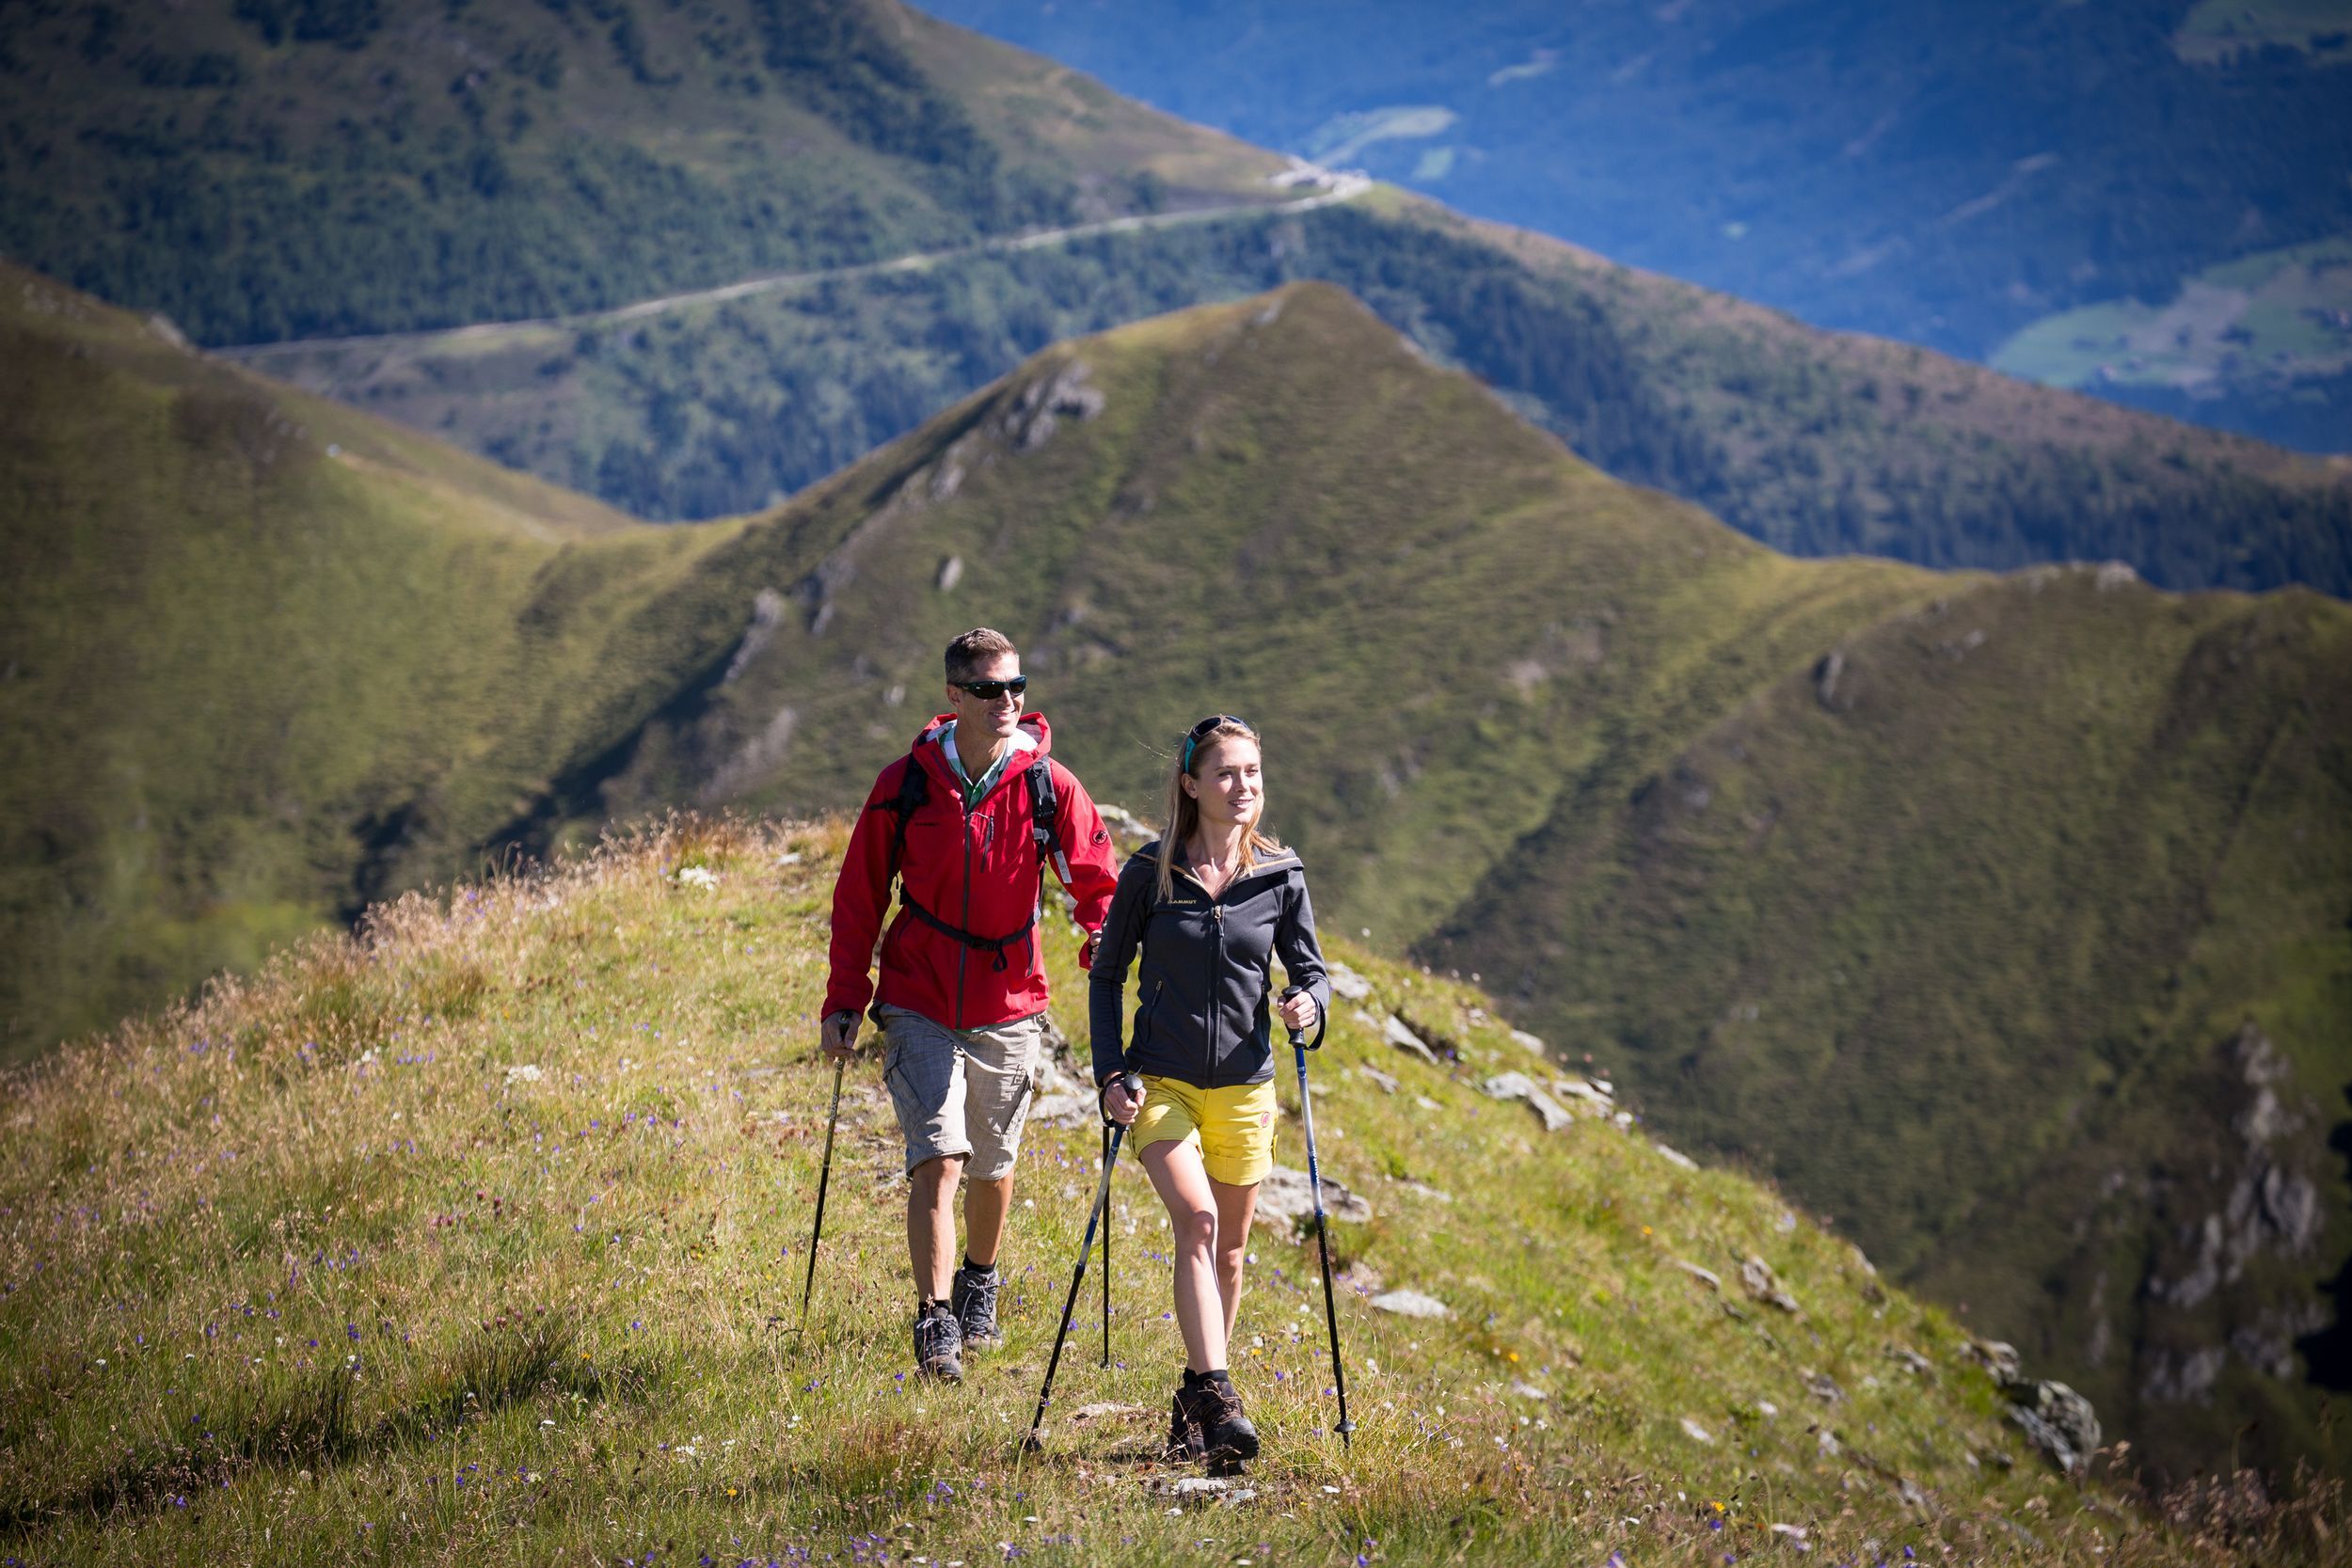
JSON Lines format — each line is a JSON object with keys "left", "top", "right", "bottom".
{"left": 217, "top": 175, "right": 1374, "bottom": 362}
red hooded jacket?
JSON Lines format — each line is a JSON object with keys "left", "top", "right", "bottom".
{"left": 824, "top": 713, "right": 1120, "bottom": 1029}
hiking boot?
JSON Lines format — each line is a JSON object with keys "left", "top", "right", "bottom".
{"left": 1165, "top": 1384, "right": 1206, "bottom": 1462}
{"left": 913, "top": 1302, "right": 963, "bottom": 1384}
{"left": 951, "top": 1261, "right": 1003, "bottom": 1350}
{"left": 1177, "top": 1370, "right": 1258, "bottom": 1469}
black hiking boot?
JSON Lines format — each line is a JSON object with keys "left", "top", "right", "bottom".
{"left": 913, "top": 1301, "right": 963, "bottom": 1384}
{"left": 1177, "top": 1370, "right": 1258, "bottom": 1471}
{"left": 950, "top": 1261, "right": 1003, "bottom": 1350}
{"left": 1165, "top": 1383, "right": 1206, "bottom": 1463}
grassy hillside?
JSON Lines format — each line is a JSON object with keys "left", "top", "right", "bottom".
{"left": 11, "top": 265, "right": 2352, "bottom": 1484}
{"left": 516, "top": 281, "right": 2352, "bottom": 1482}
{"left": 920, "top": 0, "right": 2352, "bottom": 453}
{"left": 0, "top": 0, "right": 1284, "bottom": 345}
{"left": 234, "top": 187, "right": 2352, "bottom": 594}
{"left": 0, "top": 261, "right": 763, "bottom": 1058}
{"left": 3, "top": 815, "right": 2338, "bottom": 1564}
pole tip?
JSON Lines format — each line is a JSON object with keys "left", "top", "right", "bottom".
{"left": 1020, "top": 1433, "right": 1044, "bottom": 1454}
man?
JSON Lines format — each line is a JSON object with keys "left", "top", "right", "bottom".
{"left": 822, "top": 627, "right": 1120, "bottom": 1382}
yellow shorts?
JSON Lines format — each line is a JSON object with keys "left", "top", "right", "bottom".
{"left": 1133, "top": 1075, "right": 1279, "bottom": 1187}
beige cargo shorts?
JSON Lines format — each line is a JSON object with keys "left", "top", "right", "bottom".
{"left": 874, "top": 1003, "right": 1041, "bottom": 1181}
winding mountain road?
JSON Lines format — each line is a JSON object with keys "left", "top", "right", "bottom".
{"left": 218, "top": 172, "right": 1374, "bottom": 363}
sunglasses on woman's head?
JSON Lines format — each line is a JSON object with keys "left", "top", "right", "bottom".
{"left": 1182, "top": 714, "right": 1251, "bottom": 772}
{"left": 954, "top": 676, "right": 1028, "bottom": 700}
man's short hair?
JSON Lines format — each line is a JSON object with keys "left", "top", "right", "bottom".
{"left": 945, "top": 627, "right": 1019, "bottom": 684}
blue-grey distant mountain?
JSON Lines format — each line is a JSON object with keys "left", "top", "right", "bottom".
{"left": 917, "top": 0, "right": 2352, "bottom": 453}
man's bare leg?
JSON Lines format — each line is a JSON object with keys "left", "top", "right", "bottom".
{"left": 963, "top": 1174, "right": 1013, "bottom": 1269}
{"left": 909, "top": 1153, "right": 965, "bottom": 1302}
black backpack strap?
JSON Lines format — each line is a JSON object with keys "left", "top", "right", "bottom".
{"left": 865, "top": 751, "right": 930, "bottom": 887}
{"left": 1027, "top": 757, "right": 1071, "bottom": 883}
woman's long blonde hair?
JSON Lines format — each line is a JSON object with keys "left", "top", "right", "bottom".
{"left": 1154, "top": 715, "right": 1286, "bottom": 903}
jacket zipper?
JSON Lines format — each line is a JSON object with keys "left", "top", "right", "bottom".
{"left": 1140, "top": 977, "right": 1165, "bottom": 1053}
{"left": 1206, "top": 902, "right": 1225, "bottom": 1089}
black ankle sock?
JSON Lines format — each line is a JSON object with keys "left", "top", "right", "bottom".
{"left": 1205, "top": 1367, "right": 1231, "bottom": 1385}
{"left": 962, "top": 1256, "right": 995, "bottom": 1275}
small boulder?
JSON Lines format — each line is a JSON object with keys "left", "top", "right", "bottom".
{"left": 2008, "top": 1380, "right": 2100, "bottom": 1474}
{"left": 1383, "top": 1014, "right": 1438, "bottom": 1064}
{"left": 1482, "top": 1071, "right": 1573, "bottom": 1132}
{"left": 1680, "top": 1418, "right": 1715, "bottom": 1445}
{"left": 1674, "top": 1259, "right": 1724, "bottom": 1291}
{"left": 1963, "top": 1338, "right": 2022, "bottom": 1385}
{"left": 1371, "top": 1289, "right": 1452, "bottom": 1320}
{"left": 1256, "top": 1164, "right": 1373, "bottom": 1225}
{"left": 1653, "top": 1142, "right": 1699, "bottom": 1171}
{"left": 1508, "top": 1028, "right": 1546, "bottom": 1054}
{"left": 1741, "top": 1256, "right": 1802, "bottom": 1314}
{"left": 1358, "top": 1064, "right": 1400, "bottom": 1095}
{"left": 1326, "top": 962, "right": 1375, "bottom": 1001}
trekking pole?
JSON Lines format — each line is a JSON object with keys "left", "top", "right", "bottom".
{"left": 1289, "top": 997, "right": 1357, "bottom": 1450}
{"left": 1100, "top": 1122, "right": 1113, "bottom": 1368}
{"left": 796, "top": 1044, "right": 850, "bottom": 1338}
{"left": 1024, "top": 1074, "right": 1137, "bottom": 1452}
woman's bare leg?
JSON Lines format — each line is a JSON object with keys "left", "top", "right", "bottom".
{"left": 1141, "top": 1138, "right": 1225, "bottom": 1374}
{"left": 1209, "top": 1178, "right": 1260, "bottom": 1347}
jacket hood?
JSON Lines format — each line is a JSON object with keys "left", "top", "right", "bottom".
{"left": 910, "top": 711, "right": 1056, "bottom": 791}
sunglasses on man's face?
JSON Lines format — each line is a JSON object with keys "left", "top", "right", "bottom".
{"left": 954, "top": 676, "right": 1028, "bottom": 701}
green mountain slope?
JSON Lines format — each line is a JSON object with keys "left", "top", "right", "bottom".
{"left": 0, "top": 261, "right": 759, "bottom": 1057}
{"left": 1, "top": 816, "right": 2328, "bottom": 1564}
{"left": 9, "top": 265, "right": 2351, "bottom": 1484}
{"left": 0, "top": 0, "right": 1284, "bottom": 344}
{"left": 523, "top": 281, "right": 2352, "bottom": 1481}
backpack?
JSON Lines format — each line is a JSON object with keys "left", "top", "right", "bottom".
{"left": 871, "top": 741, "right": 1071, "bottom": 970}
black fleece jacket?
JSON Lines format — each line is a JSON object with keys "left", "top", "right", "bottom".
{"left": 1088, "top": 842, "right": 1331, "bottom": 1090}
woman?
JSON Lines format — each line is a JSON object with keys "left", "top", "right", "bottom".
{"left": 1089, "top": 714, "right": 1330, "bottom": 1468}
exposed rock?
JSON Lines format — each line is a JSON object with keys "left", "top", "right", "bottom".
{"left": 1357, "top": 1064, "right": 1399, "bottom": 1095}
{"left": 2140, "top": 1346, "right": 2226, "bottom": 1406}
{"left": 1326, "top": 961, "right": 1374, "bottom": 1001}
{"left": 1741, "top": 1256, "right": 1802, "bottom": 1314}
{"left": 720, "top": 587, "right": 787, "bottom": 685}
{"left": 1371, "top": 1289, "right": 1453, "bottom": 1320}
{"left": 1674, "top": 1259, "right": 1724, "bottom": 1291}
{"left": 2094, "top": 561, "right": 2138, "bottom": 591}
{"left": 1508, "top": 1027, "right": 1546, "bottom": 1054}
{"left": 1963, "top": 1338, "right": 2022, "bottom": 1385}
{"left": 2008, "top": 1380, "right": 2101, "bottom": 1473}
{"left": 1257, "top": 1164, "right": 1373, "bottom": 1226}
{"left": 1804, "top": 1370, "right": 1845, "bottom": 1403}
{"left": 1382, "top": 1014, "right": 1438, "bottom": 1064}
{"left": 1004, "top": 359, "right": 1105, "bottom": 451}
{"left": 1680, "top": 1418, "right": 1715, "bottom": 1445}
{"left": 936, "top": 556, "right": 963, "bottom": 592}
{"left": 1815, "top": 648, "right": 1849, "bottom": 710}
{"left": 1070, "top": 1402, "right": 1149, "bottom": 1423}
{"left": 1482, "top": 1071, "right": 1573, "bottom": 1132}
{"left": 1507, "top": 1379, "right": 1549, "bottom": 1401}
{"left": 1552, "top": 1077, "right": 1614, "bottom": 1115}
{"left": 1890, "top": 1346, "right": 1933, "bottom": 1377}
{"left": 1653, "top": 1142, "right": 1700, "bottom": 1171}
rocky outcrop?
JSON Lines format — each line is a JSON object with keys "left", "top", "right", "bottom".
{"left": 1257, "top": 1164, "right": 1373, "bottom": 1226}
{"left": 1003, "top": 359, "right": 1105, "bottom": 451}
{"left": 2008, "top": 1380, "right": 2101, "bottom": 1474}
